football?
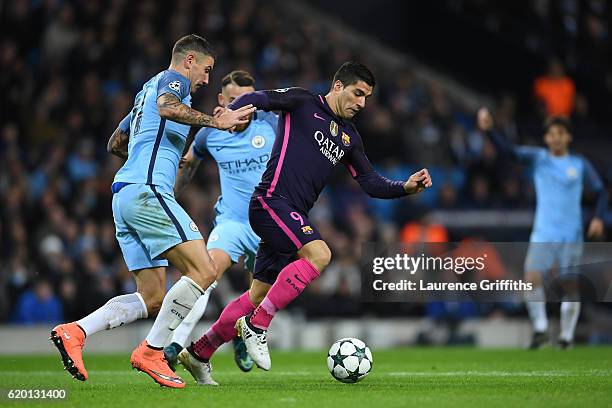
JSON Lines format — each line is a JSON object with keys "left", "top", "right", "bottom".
{"left": 327, "top": 338, "right": 373, "bottom": 383}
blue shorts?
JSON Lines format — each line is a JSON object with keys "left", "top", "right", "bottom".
{"left": 248, "top": 195, "right": 322, "bottom": 284}
{"left": 207, "top": 218, "right": 260, "bottom": 271}
{"left": 524, "top": 242, "right": 583, "bottom": 278}
{"left": 112, "top": 183, "right": 203, "bottom": 271}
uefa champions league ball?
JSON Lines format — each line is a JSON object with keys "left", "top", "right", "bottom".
{"left": 327, "top": 338, "right": 373, "bottom": 383}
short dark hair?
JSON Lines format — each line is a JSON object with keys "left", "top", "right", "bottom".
{"left": 332, "top": 61, "right": 376, "bottom": 88}
{"left": 544, "top": 116, "right": 572, "bottom": 135}
{"left": 222, "top": 70, "right": 255, "bottom": 88}
{"left": 172, "top": 34, "right": 216, "bottom": 61}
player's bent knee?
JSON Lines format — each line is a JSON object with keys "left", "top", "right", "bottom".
{"left": 187, "top": 262, "right": 217, "bottom": 290}
{"left": 305, "top": 243, "right": 332, "bottom": 272}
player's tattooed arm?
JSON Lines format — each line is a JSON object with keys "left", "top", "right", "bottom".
{"left": 107, "top": 127, "right": 129, "bottom": 160}
{"left": 157, "top": 94, "right": 255, "bottom": 130}
{"left": 174, "top": 144, "right": 201, "bottom": 197}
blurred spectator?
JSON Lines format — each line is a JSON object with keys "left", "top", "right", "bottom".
{"left": 400, "top": 214, "right": 449, "bottom": 244}
{"left": 533, "top": 58, "right": 576, "bottom": 118}
{"left": 11, "top": 280, "right": 63, "bottom": 325}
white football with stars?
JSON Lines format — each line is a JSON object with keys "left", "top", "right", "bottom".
{"left": 327, "top": 338, "right": 373, "bottom": 383}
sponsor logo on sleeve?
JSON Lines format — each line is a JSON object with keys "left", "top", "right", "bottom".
{"left": 169, "top": 81, "right": 181, "bottom": 93}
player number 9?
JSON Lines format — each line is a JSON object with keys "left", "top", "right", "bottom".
{"left": 290, "top": 212, "right": 304, "bottom": 226}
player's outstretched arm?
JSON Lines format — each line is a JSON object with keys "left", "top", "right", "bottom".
{"left": 477, "top": 107, "right": 521, "bottom": 159}
{"left": 107, "top": 112, "right": 131, "bottom": 160}
{"left": 228, "top": 88, "right": 312, "bottom": 112}
{"left": 174, "top": 142, "right": 201, "bottom": 197}
{"left": 157, "top": 93, "right": 255, "bottom": 130}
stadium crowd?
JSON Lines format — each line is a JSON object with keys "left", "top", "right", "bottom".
{"left": 1, "top": 0, "right": 610, "bottom": 327}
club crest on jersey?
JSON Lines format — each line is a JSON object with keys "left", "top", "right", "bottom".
{"left": 329, "top": 121, "right": 339, "bottom": 136}
{"left": 169, "top": 81, "right": 181, "bottom": 93}
{"left": 301, "top": 226, "right": 314, "bottom": 235}
{"left": 566, "top": 167, "right": 577, "bottom": 179}
{"left": 189, "top": 222, "right": 200, "bottom": 232}
{"left": 341, "top": 132, "right": 350, "bottom": 146}
{"left": 252, "top": 135, "right": 266, "bottom": 148}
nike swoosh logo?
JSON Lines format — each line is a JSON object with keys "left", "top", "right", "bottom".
{"left": 215, "top": 146, "right": 226, "bottom": 151}
{"left": 172, "top": 299, "right": 190, "bottom": 309}
{"left": 149, "top": 369, "right": 184, "bottom": 384}
{"left": 313, "top": 113, "right": 325, "bottom": 121}
{"left": 294, "top": 274, "right": 307, "bottom": 285}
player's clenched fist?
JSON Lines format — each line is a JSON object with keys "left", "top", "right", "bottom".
{"left": 404, "top": 168, "right": 432, "bottom": 194}
{"left": 477, "top": 107, "right": 494, "bottom": 132}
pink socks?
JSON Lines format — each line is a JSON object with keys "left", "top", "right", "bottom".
{"left": 250, "top": 258, "right": 320, "bottom": 330}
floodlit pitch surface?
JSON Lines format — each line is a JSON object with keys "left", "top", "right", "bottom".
{"left": 1, "top": 347, "right": 610, "bottom": 407}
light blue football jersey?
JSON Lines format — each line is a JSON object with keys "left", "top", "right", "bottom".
{"left": 113, "top": 69, "right": 191, "bottom": 193}
{"left": 516, "top": 147, "right": 604, "bottom": 242}
{"left": 192, "top": 111, "right": 278, "bottom": 222}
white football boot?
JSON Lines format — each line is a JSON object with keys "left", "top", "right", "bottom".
{"left": 178, "top": 349, "right": 219, "bottom": 386}
{"left": 235, "top": 316, "right": 271, "bottom": 370}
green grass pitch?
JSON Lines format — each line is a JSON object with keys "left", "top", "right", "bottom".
{"left": 1, "top": 347, "right": 610, "bottom": 407}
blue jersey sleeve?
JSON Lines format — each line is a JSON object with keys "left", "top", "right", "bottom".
{"left": 486, "top": 130, "right": 543, "bottom": 163}
{"left": 192, "top": 127, "right": 213, "bottom": 160}
{"left": 157, "top": 70, "right": 190, "bottom": 100}
{"left": 257, "top": 110, "right": 279, "bottom": 130}
{"left": 514, "top": 146, "right": 545, "bottom": 163}
{"left": 118, "top": 112, "right": 131, "bottom": 133}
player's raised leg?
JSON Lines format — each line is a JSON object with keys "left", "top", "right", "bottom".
{"left": 50, "top": 284, "right": 153, "bottom": 381}
{"left": 238, "top": 240, "right": 329, "bottom": 370}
